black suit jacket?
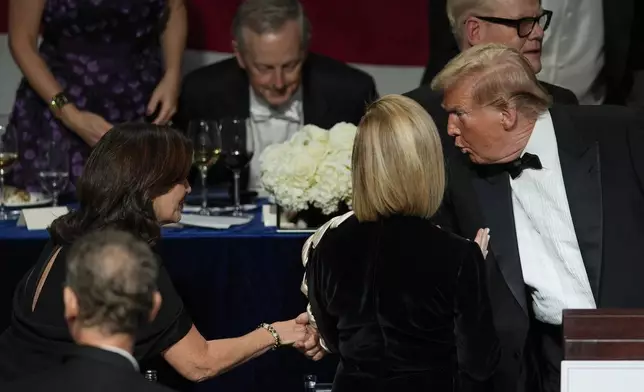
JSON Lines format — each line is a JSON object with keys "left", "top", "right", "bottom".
{"left": 413, "top": 99, "right": 644, "bottom": 392}
{"left": 175, "top": 53, "right": 377, "bottom": 188}
{"left": 2, "top": 345, "right": 175, "bottom": 392}
{"left": 422, "top": 0, "right": 642, "bottom": 104}
{"left": 175, "top": 53, "right": 377, "bottom": 130}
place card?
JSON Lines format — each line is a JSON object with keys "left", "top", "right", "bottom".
{"left": 16, "top": 206, "right": 69, "bottom": 231}
{"left": 262, "top": 204, "right": 277, "bottom": 227}
{"left": 262, "top": 204, "right": 318, "bottom": 232}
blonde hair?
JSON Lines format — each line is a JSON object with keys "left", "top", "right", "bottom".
{"left": 431, "top": 43, "right": 552, "bottom": 119}
{"left": 446, "top": 0, "right": 493, "bottom": 46}
{"left": 352, "top": 95, "right": 445, "bottom": 222}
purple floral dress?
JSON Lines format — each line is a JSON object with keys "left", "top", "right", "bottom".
{"left": 9, "top": 0, "right": 168, "bottom": 191}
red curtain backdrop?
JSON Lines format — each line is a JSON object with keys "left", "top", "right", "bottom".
{"left": 0, "top": 1, "right": 6, "bottom": 36}
{"left": 0, "top": 0, "right": 428, "bottom": 66}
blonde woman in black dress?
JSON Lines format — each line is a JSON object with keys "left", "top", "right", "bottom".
{"left": 302, "top": 95, "right": 499, "bottom": 391}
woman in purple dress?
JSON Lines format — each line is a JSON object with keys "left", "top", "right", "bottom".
{"left": 7, "top": 0, "right": 187, "bottom": 190}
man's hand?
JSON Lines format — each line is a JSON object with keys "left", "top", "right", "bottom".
{"left": 474, "top": 228, "right": 490, "bottom": 259}
{"left": 293, "top": 312, "right": 326, "bottom": 361}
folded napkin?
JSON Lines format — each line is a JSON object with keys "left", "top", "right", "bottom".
{"left": 179, "top": 214, "right": 253, "bottom": 229}
{"left": 183, "top": 204, "right": 257, "bottom": 214}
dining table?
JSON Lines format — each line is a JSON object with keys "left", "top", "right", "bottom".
{"left": 0, "top": 204, "right": 338, "bottom": 392}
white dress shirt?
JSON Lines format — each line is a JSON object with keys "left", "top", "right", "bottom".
{"left": 98, "top": 345, "right": 139, "bottom": 371}
{"left": 510, "top": 111, "right": 596, "bottom": 325}
{"left": 539, "top": 0, "right": 605, "bottom": 104}
{"left": 247, "top": 88, "right": 303, "bottom": 192}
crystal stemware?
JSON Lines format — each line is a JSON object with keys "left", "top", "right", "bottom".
{"left": 220, "top": 117, "right": 254, "bottom": 218}
{"left": 187, "top": 120, "right": 222, "bottom": 215}
{"left": 0, "top": 123, "right": 18, "bottom": 220}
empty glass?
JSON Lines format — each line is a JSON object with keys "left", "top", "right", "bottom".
{"left": 37, "top": 139, "right": 70, "bottom": 206}
{"left": 0, "top": 123, "right": 18, "bottom": 220}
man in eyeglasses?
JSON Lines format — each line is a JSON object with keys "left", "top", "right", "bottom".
{"left": 418, "top": 0, "right": 577, "bottom": 105}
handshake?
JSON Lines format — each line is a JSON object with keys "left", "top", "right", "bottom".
{"left": 268, "top": 313, "right": 326, "bottom": 361}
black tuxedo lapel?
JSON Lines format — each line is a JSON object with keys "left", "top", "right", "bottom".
{"left": 224, "top": 67, "right": 251, "bottom": 119}
{"left": 550, "top": 107, "right": 603, "bottom": 301}
{"left": 470, "top": 162, "right": 528, "bottom": 315}
{"left": 301, "top": 58, "right": 329, "bottom": 125}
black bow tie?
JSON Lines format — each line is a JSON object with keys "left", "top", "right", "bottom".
{"left": 476, "top": 152, "right": 543, "bottom": 179}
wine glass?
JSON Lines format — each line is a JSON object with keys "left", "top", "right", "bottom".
{"left": 187, "top": 120, "right": 221, "bottom": 215}
{"left": 37, "top": 139, "right": 70, "bottom": 206}
{"left": 220, "top": 117, "right": 254, "bottom": 218}
{"left": 0, "top": 123, "right": 18, "bottom": 220}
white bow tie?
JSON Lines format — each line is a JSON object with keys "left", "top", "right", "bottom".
{"left": 250, "top": 101, "right": 301, "bottom": 123}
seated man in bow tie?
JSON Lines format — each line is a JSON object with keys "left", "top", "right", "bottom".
{"left": 3, "top": 230, "right": 173, "bottom": 392}
{"left": 425, "top": 43, "right": 644, "bottom": 392}
{"left": 175, "top": 0, "right": 377, "bottom": 192}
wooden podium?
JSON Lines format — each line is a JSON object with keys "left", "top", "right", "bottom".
{"left": 561, "top": 309, "right": 644, "bottom": 392}
{"left": 563, "top": 309, "right": 644, "bottom": 360}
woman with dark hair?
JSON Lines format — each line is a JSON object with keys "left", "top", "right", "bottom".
{"left": 0, "top": 123, "right": 309, "bottom": 383}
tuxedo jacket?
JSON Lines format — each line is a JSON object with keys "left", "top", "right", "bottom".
{"left": 175, "top": 53, "right": 377, "bottom": 188}
{"left": 2, "top": 345, "right": 175, "bottom": 392}
{"left": 422, "top": 0, "right": 643, "bottom": 104}
{"left": 405, "top": 88, "right": 644, "bottom": 392}
{"left": 175, "top": 53, "right": 377, "bottom": 130}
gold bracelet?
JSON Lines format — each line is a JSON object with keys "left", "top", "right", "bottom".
{"left": 49, "top": 92, "right": 70, "bottom": 111}
{"left": 257, "top": 323, "right": 281, "bottom": 350}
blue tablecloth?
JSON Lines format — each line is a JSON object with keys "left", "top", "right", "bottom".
{"left": 0, "top": 209, "right": 338, "bottom": 391}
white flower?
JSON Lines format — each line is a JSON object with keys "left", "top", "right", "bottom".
{"left": 304, "top": 124, "right": 329, "bottom": 143}
{"left": 259, "top": 122, "right": 357, "bottom": 214}
{"left": 328, "top": 122, "right": 357, "bottom": 151}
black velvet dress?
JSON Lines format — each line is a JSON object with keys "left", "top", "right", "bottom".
{"left": 0, "top": 241, "right": 192, "bottom": 383}
{"left": 306, "top": 214, "right": 500, "bottom": 391}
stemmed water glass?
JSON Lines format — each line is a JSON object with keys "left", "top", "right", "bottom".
{"left": 37, "top": 139, "right": 70, "bottom": 207}
{"left": 220, "top": 117, "right": 254, "bottom": 218}
{"left": 0, "top": 123, "right": 18, "bottom": 220}
{"left": 188, "top": 120, "right": 221, "bottom": 215}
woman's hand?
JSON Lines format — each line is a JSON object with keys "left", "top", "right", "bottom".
{"left": 271, "top": 318, "right": 310, "bottom": 346}
{"left": 60, "top": 106, "right": 113, "bottom": 146}
{"left": 147, "top": 71, "right": 180, "bottom": 125}
{"left": 474, "top": 228, "right": 490, "bottom": 259}
{"left": 292, "top": 312, "right": 326, "bottom": 361}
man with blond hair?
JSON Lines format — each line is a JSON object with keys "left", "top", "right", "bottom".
{"left": 429, "top": 43, "right": 644, "bottom": 392}
{"left": 416, "top": 0, "right": 577, "bottom": 104}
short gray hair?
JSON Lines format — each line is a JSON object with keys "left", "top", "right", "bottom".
{"left": 232, "top": 0, "right": 311, "bottom": 52}
{"left": 446, "top": 0, "right": 494, "bottom": 47}
{"left": 66, "top": 230, "right": 159, "bottom": 336}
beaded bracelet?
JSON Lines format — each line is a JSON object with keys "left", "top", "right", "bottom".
{"left": 258, "top": 323, "right": 281, "bottom": 350}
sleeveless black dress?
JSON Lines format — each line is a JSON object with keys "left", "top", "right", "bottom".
{"left": 0, "top": 241, "right": 192, "bottom": 382}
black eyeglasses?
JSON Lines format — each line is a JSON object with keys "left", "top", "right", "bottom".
{"left": 474, "top": 10, "right": 553, "bottom": 38}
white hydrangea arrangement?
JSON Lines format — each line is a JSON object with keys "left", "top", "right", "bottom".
{"left": 259, "top": 122, "right": 357, "bottom": 215}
